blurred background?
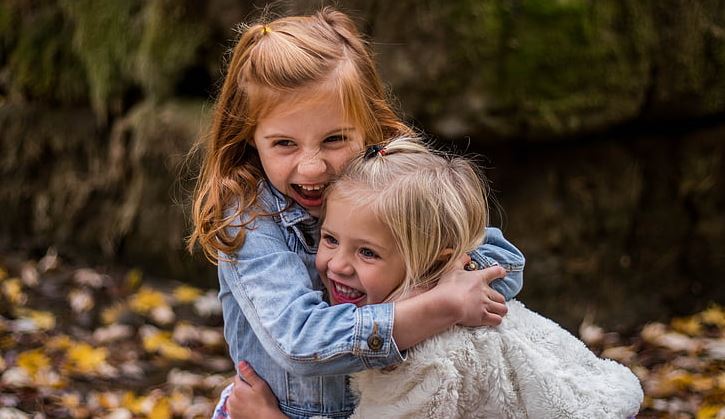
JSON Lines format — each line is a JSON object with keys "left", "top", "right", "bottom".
{"left": 0, "top": 0, "right": 724, "bottom": 415}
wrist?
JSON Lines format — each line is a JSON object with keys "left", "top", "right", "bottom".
{"left": 427, "top": 285, "right": 463, "bottom": 324}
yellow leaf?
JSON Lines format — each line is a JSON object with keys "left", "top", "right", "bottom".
{"left": 122, "top": 391, "right": 144, "bottom": 414}
{"left": 65, "top": 343, "right": 108, "bottom": 374}
{"left": 149, "top": 397, "right": 172, "bottom": 419}
{"left": 14, "top": 308, "right": 55, "bottom": 330}
{"left": 696, "top": 404, "right": 725, "bottom": 419}
{"left": 700, "top": 305, "right": 725, "bottom": 328}
{"left": 16, "top": 349, "right": 50, "bottom": 378}
{"left": 47, "top": 335, "right": 75, "bottom": 351}
{"left": 671, "top": 316, "right": 702, "bottom": 336}
{"left": 142, "top": 330, "right": 191, "bottom": 361}
{"left": 2, "top": 278, "right": 26, "bottom": 305}
{"left": 126, "top": 269, "right": 143, "bottom": 290}
{"left": 129, "top": 287, "right": 168, "bottom": 315}
{"left": 101, "top": 302, "right": 127, "bottom": 325}
{"left": 60, "top": 392, "right": 81, "bottom": 408}
{"left": 173, "top": 285, "right": 202, "bottom": 304}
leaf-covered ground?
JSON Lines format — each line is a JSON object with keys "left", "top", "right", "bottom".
{"left": 0, "top": 249, "right": 723, "bottom": 418}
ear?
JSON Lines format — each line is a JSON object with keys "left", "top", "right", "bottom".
{"left": 436, "top": 248, "right": 454, "bottom": 262}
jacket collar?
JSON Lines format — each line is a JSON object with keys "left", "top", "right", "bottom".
{"left": 261, "top": 180, "right": 317, "bottom": 228}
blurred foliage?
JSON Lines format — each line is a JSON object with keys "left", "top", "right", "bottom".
{"left": 136, "top": 1, "right": 209, "bottom": 101}
{"left": 59, "top": 0, "right": 142, "bottom": 119}
{"left": 2, "top": 1, "right": 87, "bottom": 104}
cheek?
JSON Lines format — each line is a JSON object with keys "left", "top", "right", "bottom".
{"left": 331, "top": 149, "right": 360, "bottom": 173}
{"left": 315, "top": 249, "right": 329, "bottom": 273}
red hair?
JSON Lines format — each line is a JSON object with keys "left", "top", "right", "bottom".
{"left": 188, "top": 7, "right": 413, "bottom": 263}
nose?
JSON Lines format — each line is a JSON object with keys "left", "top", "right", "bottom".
{"left": 297, "top": 152, "right": 326, "bottom": 178}
{"left": 328, "top": 249, "right": 354, "bottom": 276}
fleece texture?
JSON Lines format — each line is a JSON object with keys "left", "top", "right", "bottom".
{"left": 346, "top": 300, "right": 643, "bottom": 419}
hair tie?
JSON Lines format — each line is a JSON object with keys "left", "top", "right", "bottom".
{"left": 364, "top": 144, "right": 386, "bottom": 160}
{"left": 261, "top": 25, "right": 272, "bottom": 35}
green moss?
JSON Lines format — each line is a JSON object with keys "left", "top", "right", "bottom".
{"left": 136, "top": 0, "right": 209, "bottom": 101}
{"left": 60, "top": 0, "right": 142, "bottom": 119}
{"left": 6, "top": 3, "right": 87, "bottom": 103}
{"left": 489, "top": 1, "right": 653, "bottom": 133}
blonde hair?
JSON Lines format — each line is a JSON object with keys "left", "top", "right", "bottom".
{"left": 326, "top": 137, "right": 489, "bottom": 300}
{"left": 188, "top": 7, "right": 414, "bottom": 263}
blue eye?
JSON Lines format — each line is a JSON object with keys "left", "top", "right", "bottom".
{"left": 359, "top": 248, "right": 377, "bottom": 259}
{"left": 322, "top": 234, "right": 338, "bottom": 246}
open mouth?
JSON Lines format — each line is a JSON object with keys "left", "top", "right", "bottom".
{"left": 290, "top": 183, "right": 327, "bottom": 207}
{"left": 328, "top": 279, "right": 366, "bottom": 305}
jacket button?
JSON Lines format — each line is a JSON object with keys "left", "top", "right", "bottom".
{"left": 367, "top": 334, "right": 383, "bottom": 351}
{"left": 464, "top": 260, "right": 479, "bottom": 271}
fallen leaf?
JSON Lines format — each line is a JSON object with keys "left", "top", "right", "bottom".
{"left": 601, "top": 345, "right": 637, "bottom": 364}
{"left": 73, "top": 268, "right": 107, "bottom": 288}
{"left": 125, "top": 269, "right": 143, "bottom": 291}
{"left": 68, "top": 288, "right": 95, "bottom": 313}
{"left": 150, "top": 305, "right": 175, "bottom": 325}
{"left": 16, "top": 349, "right": 50, "bottom": 378}
{"left": 20, "top": 264, "right": 39, "bottom": 288}
{"left": 194, "top": 290, "right": 222, "bottom": 317}
{"left": 38, "top": 247, "right": 60, "bottom": 272}
{"left": 1, "top": 367, "right": 31, "bottom": 387}
{"left": 700, "top": 305, "right": 725, "bottom": 328}
{"left": 129, "top": 287, "right": 168, "bottom": 315}
{"left": 150, "top": 396, "right": 172, "bottom": 419}
{"left": 13, "top": 308, "right": 55, "bottom": 331}
{"left": 578, "top": 318, "right": 604, "bottom": 346}
{"left": 641, "top": 323, "right": 699, "bottom": 352}
{"left": 141, "top": 326, "right": 191, "bottom": 361}
{"left": 672, "top": 316, "right": 703, "bottom": 337}
{"left": 167, "top": 368, "right": 204, "bottom": 387}
{"left": 1, "top": 278, "right": 26, "bottom": 305}
{"left": 173, "top": 285, "right": 203, "bottom": 304}
{"left": 101, "top": 302, "right": 127, "bottom": 325}
{"left": 696, "top": 404, "right": 725, "bottom": 419}
{"left": 46, "top": 335, "right": 75, "bottom": 351}
{"left": 0, "top": 407, "right": 30, "bottom": 418}
{"left": 93, "top": 324, "right": 133, "bottom": 344}
{"left": 65, "top": 343, "right": 109, "bottom": 375}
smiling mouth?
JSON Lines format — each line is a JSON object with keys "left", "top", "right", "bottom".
{"left": 291, "top": 183, "right": 327, "bottom": 200}
{"left": 328, "top": 279, "right": 366, "bottom": 305}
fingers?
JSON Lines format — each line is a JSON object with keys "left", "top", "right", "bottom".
{"left": 238, "top": 361, "right": 265, "bottom": 389}
{"left": 480, "top": 266, "right": 506, "bottom": 285}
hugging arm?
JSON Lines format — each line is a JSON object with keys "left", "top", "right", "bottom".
{"left": 220, "top": 214, "right": 403, "bottom": 376}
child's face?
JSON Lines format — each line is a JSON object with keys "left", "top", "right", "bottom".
{"left": 253, "top": 90, "right": 365, "bottom": 217}
{"left": 316, "top": 192, "right": 407, "bottom": 306}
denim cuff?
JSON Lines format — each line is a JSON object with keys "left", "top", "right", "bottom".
{"left": 355, "top": 303, "right": 405, "bottom": 368}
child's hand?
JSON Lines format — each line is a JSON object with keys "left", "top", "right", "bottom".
{"left": 227, "top": 361, "right": 287, "bottom": 419}
{"left": 437, "top": 258, "right": 508, "bottom": 327}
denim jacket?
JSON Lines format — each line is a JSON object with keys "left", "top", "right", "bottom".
{"left": 218, "top": 180, "right": 525, "bottom": 418}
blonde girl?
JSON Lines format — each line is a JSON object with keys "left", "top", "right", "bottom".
{"left": 229, "top": 138, "right": 643, "bottom": 418}
{"left": 190, "top": 8, "right": 525, "bottom": 419}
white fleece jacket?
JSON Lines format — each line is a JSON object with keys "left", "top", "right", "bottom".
{"left": 347, "top": 300, "right": 643, "bottom": 419}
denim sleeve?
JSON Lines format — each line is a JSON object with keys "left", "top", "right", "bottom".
{"left": 468, "top": 227, "right": 525, "bottom": 301}
{"left": 219, "top": 214, "right": 404, "bottom": 376}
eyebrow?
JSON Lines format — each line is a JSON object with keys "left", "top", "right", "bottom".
{"left": 263, "top": 127, "right": 357, "bottom": 140}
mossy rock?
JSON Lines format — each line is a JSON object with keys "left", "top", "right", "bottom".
{"left": 2, "top": 1, "right": 87, "bottom": 104}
